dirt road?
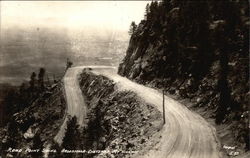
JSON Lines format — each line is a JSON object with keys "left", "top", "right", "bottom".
{"left": 54, "top": 67, "right": 87, "bottom": 144}
{"left": 92, "top": 67, "right": 221, "bottom": 158}
{"left": 55, "top": 66, "right": 221, "bottom": 158}
{"left": 54, "top": 66, "right": 114, "bottom": 144}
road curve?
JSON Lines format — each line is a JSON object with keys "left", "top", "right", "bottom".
{"left": 91, "top": 67, "right": 221, "bottom": 158}
{"left": 54, "top": 66, "right": 115, "bottom": 144}
{"left": 54, "top": 66, "right": 221, "bottom": 158}
{"left": 54, "top": 67, "right": 87, "bottom": 144}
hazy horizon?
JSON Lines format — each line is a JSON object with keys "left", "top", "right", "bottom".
{"left": 0, "top": 1, "right": 149, "bottom": 85}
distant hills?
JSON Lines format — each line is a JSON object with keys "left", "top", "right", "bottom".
{"left": 0, "top": 26, "right": 129, "bottom": 85}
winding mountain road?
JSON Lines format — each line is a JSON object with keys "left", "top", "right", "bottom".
{"left": 54, "top": 67, "right": 87, "bottom": 144}
{"left": 55, "top": 66, "right": 221, "bottom": 158}
{"left": 54, "top": 66, "right": 114, "bottom": 144}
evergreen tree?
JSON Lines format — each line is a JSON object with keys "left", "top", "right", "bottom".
{"left": 62, "top": 116, "right": 80, "bottom": 150}
{"left": 2, "top": 90, "right": 18, "bottom": 123}
{"left": 38, "top": 68, "right": 46, "bottom": 91}
{"left": 30, "top": 72, "right": 37, "bottom": 91}
{"left": 31, "top": 134, "right": 43, "bottom": 158}
{"left": 162, "top": 0, "right": 171, "bottom": 10}
{"left": 128, "top": 21, "right": 137, "bottom": 35}
{"left": 50, "top": 142, "right": 62, "bottom": 158}
{"left": 144, "top": 4, "right": 150, "bottom": 20}
{"left": 213, "top": 0, "right": 242, "bottom": 123}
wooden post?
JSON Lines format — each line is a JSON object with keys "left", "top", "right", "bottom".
{"left": 163, "top": 90, "right": 166, "bottom": 124}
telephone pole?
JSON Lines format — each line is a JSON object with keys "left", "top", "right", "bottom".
{"left": 163, "top": 90, "right": 166, "bottom": 124}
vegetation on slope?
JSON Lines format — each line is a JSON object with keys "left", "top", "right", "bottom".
{"left": 0, "top": 68, "right": 66, "bottom": 158}
{"left": 118, "top": 0, "right": 249, "bottom": 151}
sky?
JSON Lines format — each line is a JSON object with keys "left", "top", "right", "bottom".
{"left": 0, "top": 1, "right": 149, "bottom": 32}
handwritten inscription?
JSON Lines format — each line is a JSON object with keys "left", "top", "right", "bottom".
{"left": 6, "top": 147, "right": 137, "bottom": 154}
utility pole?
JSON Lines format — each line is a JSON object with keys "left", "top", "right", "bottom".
{"left": 163, "top": 90, "right": 166, "bottom": 124}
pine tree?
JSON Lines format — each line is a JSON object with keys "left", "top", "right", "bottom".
{"left": 144, "top": 4, "right": 150, "bottom": 20}
{"left": 50, "top": 142, "right": 62, "bottom": 158}
{"left": 30, "top": 72, "right": 37, "bottom": 90}
{"left": 38, "top": 68, "right": 46, "bottom": 91}
{"left": 214, "top": 0, "right": 241, "bottom": 123}
{"left": 62, "top": 116, "right": 80, "bottom": 150}
{"left": 128, "top": 21, "right": 137, "bottom": 35}
{"left": 31, "top": 134, "right": 43, "bottom": 158}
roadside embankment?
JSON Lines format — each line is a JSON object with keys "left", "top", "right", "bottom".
{"left": 79, "top": 69, "right": 163, "bottom": 158}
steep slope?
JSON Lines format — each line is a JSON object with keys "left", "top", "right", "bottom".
{"left": 79, "top": 68, "right": 162, "bottom": 158}
{"left": 0, "top": 82, "right": 66, "bottom": 158}
{"left": 118, "top": 0, "right": 249, "bottom": 153}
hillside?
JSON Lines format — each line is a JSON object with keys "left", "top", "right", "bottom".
{"left": 0, "top": 81, "right": 66, "bottom": 158}
{"left": 0, "top": 66, "right": 163, "bottom": 158}
{"left": 118, "top": 0, "right": 249, "bottom": 154}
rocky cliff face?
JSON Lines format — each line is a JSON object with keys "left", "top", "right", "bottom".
{"left": 118, "top": 0, "right": 249, "bottom": 150}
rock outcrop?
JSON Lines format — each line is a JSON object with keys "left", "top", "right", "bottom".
{"left": 118, "top": 0, "right": 249, "bottom": 151}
